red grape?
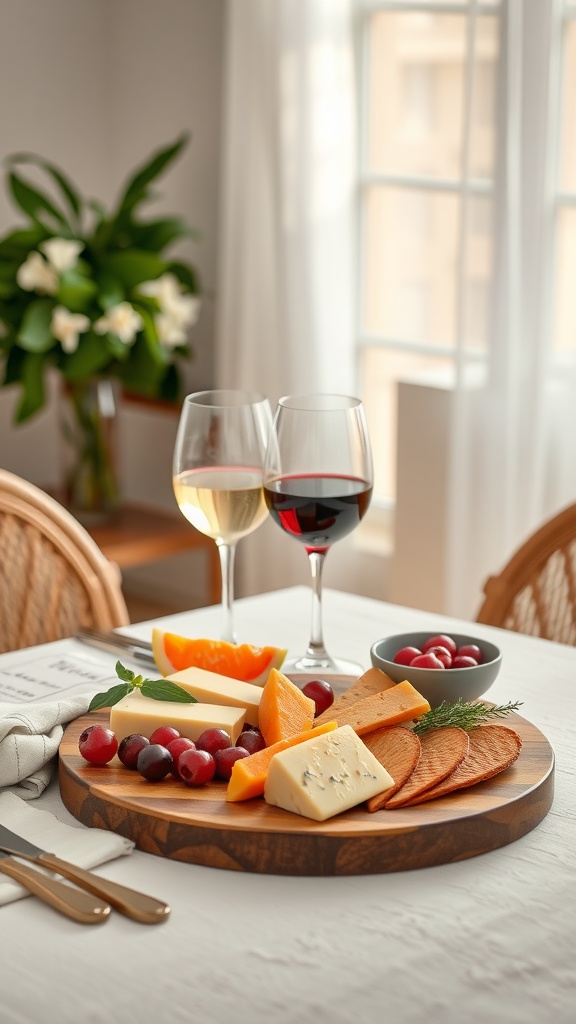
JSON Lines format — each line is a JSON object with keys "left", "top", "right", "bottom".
{"left": 301, "top": 679, "right": 334, "bottom": 717}
{"left": 136, "top": 744, "right": 174, "bottom": 781}
{"left": 422, "top": 634, "right": 458, "bottom": 657}
{"left": 457, "top": 644, "right": 483, "bottom": 664}
{"left": 196, "top": 728, "right": 231, "bottom": 756}
{"left": 166, "top": 737, "right": 196, "bottom": 776}
{"left": 177, "top": 748, "right": 216, "bottom": 786}
{"left": 409, "top": 652, "right": 445, "bottom": 670}
{"left": 78, "top": 725, "right": 118, "bottom": 765}
{"left": 424, "top": 645, "right": 452, "bottom": 668}
{"left": 214, "top": 746, "right": 250, "bottom": 781}
{"left": 118, "top": 733, "right": 149, "bottom": 769}
{"left": 149, "top": 725, "right": 180, "bottom": 747}
{"left": 452, "top": 655, "right": 479, "bottom": 669}
{"left": 236, "top": 729, "right": 266, "bottom": 755}
{"left": 393, "top": 646, "right": 422, "bottom": 666}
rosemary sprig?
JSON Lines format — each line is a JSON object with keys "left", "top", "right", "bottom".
{"left": 413, "top": 698, "right": 523, "bottom": 736}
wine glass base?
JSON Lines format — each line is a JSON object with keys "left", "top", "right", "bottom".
{"left": 283, "top": 653, "right": 365, "bottom": 677}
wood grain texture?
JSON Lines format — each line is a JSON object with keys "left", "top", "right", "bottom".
{"left": 58, "top": 676, "right": 555, "bottom": 876}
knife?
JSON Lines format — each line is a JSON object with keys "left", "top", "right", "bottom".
{"left": 74, "top": 627, "right": 157, "bottom": 667}
{"left": 0, "top": 849, "right": 110, "bottom": 924}
{"left": 0, "top": 825, "right": 170, "bottom": 924}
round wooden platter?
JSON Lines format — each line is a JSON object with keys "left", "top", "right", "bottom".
{"left": 58, "top": 676, "right": 554, "bottom": 876}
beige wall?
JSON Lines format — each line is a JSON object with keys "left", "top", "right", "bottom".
{"left": 0, "top": 0, "right": 225, "bottom": 492}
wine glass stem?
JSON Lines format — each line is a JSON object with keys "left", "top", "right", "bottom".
{"left": 306, "top": 550, "right": 329, "bottom": 661}
{"left": 217, "top": 541, "right": 237, "bottom": 643}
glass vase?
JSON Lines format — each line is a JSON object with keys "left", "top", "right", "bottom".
{"left": 59, "top": 377, "right": 120, "bottom": 524}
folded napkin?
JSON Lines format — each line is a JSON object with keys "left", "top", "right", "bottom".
{"left": 0, "top": 694, "right": 92, "bottom": 798}
{"left": 0, "top": 791, "right": 134, "bottom": 906}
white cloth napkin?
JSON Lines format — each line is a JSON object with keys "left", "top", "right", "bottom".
{"left": 0, "top": 791, "right": 134, "bottom": 906}
{"left": 0, "top": 694, "right": 92, "bottom": 798}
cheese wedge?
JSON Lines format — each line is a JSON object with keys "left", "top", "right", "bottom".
{"left": 109, "top": 690, "right": 246, "bottom": 744}
{"left": 264, "top": 725, "right": 394, "bottom": 821}
{"left": 167, "top": 665, "right": 262, "bottom": 726}
{"left": 329, "top": 680, "right": 431, "bottom": 736}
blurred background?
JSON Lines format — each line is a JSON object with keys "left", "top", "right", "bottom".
{"left": 1, "top": 0, "right": 575, "bottom": 626}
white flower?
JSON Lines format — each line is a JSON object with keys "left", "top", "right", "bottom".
{"left": 94, "top": 302, "right": 143, "bottom": 345}
{"left": 16, "top": 252, "right": 58, "bottom": 295}
{"left": 139, "top": 273, "right": 200, "bottom": 348}
{"left": 40, "top": 237, "right": 84, "bottom": 273}
{"left": 51, "top": 306, "right": 90, "bottom": 354}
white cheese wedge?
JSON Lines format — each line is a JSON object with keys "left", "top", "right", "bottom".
{"left": 167, "top": 666, "right": 262, "bottom": 727}
{"left": 264, "top": 724, "right": 394, "bottom": 822}
{"left": 109, "top": 690, "right": 246, "bottom": 744}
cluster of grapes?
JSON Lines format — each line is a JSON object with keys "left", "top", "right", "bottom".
{"left": 78, "top": 722, "right": 266, "bottom": 786}
{"left": 392, "top": 634, "right": 485, "bottom": 671}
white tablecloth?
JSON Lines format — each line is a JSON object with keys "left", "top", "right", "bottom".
{"left": 1, "top": 587, "right": 574, "bottom": 1024}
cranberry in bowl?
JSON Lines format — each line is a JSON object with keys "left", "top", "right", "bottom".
{"left": 369, "top": 631, "right": 502, "bottom": 707}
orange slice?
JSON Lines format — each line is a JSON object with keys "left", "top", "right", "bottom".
{"left": 151, "top": 628, "right": 287, "bottom": 686}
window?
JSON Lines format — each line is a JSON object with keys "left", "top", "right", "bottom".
{"left": 357, "top": 3, "right": 576, "bottom": 504}
{"left": 357, "top": 1, "right": 502, "bottom": 511}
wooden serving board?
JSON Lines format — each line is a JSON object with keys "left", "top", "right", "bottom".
{"left": 58, "top": 676, "right": 554, "bottom": 876}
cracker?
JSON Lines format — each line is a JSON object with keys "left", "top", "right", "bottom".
{"left": 384, "top": 726, "right": 470, "bottom": 808}
{"left": 327, "top": 680, "right": 430, "bottom": 736}
{"left": 403, "top": 725, "right": 522, "bottom": 807}
{"left": 315, "top": 667, "right": 396, "bottom": 727}
{"left": 364, "top": 726, "right": 422, "bottom": 811}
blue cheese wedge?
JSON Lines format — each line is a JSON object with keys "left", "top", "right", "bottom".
{"left": 264, "top": 724, "right": 394, "bottom": 821}
{"left": 110, "top": 690, "right": 246, "bottom": 744}
{"left": 167, "top": 666, "right": 262, "bottom": 727}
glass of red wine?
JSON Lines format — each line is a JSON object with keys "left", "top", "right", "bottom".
{"left": 264, "top": 393, "right": 373, "bottom": 674}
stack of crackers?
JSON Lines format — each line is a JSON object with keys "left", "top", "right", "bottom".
{"left": 315, "top": 667, "right": 522, "bottom": 811}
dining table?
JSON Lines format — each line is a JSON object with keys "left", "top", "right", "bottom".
{"left": 0, "top": 585, "right": 574, "bottom": 1024}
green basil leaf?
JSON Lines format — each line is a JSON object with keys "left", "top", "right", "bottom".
{"left": 115, "top": 661, "right": 135, "bottom": 682}
{"left": 141, "top": 679, "right": 198, "bottom": 703}
{"left": 88, "top": 682, "right": 132, "bottom": 712}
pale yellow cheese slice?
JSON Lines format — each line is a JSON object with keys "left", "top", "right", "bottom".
{"left": 109, "top": 690, "right": 246, "bottom": 744}
{"left": 264, "top": 724, "right": 394, "bottom": 821}
{"left": 167, "top": 666, "right": 262, "bottom": 727}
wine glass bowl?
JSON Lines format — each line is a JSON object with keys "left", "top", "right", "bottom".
{"left": 173, "top": 390, "right": 272, "bottom": 642}
{"left": 264, "top": 393, "right": 373, "bottom": 674}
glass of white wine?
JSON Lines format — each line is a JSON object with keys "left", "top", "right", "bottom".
{"left": 173, "top": 390, "right": 273, "bottom": 642}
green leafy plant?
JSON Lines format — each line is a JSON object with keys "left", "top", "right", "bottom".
{"left": 88, "top": 661, "right": 199, "bottom": 712}
{"left": 0, "top": 135, "right": 201, "bottom": 422}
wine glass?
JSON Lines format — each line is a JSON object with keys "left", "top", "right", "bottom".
{"left": 264, "top": 393, "right": 373, "bottom": 674}
{"left": 173, "top": 390, "right": 273, "bottom": 643}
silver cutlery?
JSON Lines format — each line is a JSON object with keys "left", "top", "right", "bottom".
{"left": 74, "top": 627, "right": 156, "bottom": 666}
{"left": 0, "top": 848, "right": 111, "bottom": 924}
{"left": 0, "top": 825, "right": 170, "bottom": 924}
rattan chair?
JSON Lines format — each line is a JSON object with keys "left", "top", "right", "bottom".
{"left": 476, "top": 502, "right": 576, "bottom": 644}
{"left": 0, "top": 469, "right": 129, "bottom": 653}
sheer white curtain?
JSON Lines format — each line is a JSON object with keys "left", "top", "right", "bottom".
{"left": 215, "top": 0, "right": 358, "bottom": 596}
{"left": 447, "top": 0, "right": 576, "bottom": 618}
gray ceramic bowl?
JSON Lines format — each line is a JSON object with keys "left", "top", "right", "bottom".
{"left": 370, "top": 631, "right": 502, "bottom": 707}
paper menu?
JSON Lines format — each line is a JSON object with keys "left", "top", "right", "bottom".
{"left": 0, "top": 647, "right": 118, "bottom": 705}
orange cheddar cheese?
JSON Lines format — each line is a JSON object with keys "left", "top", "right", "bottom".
{"left": 315, "top": 666, "right": 397, "bottom": 727}
{"left": 258, "top": 668, "right": 315, "bottom": 746}
{"left": 226, "top": 720, "right": 338, "bottom": 802}
{"left": 329, "top": 680, "right": 431, "bottom": 736}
